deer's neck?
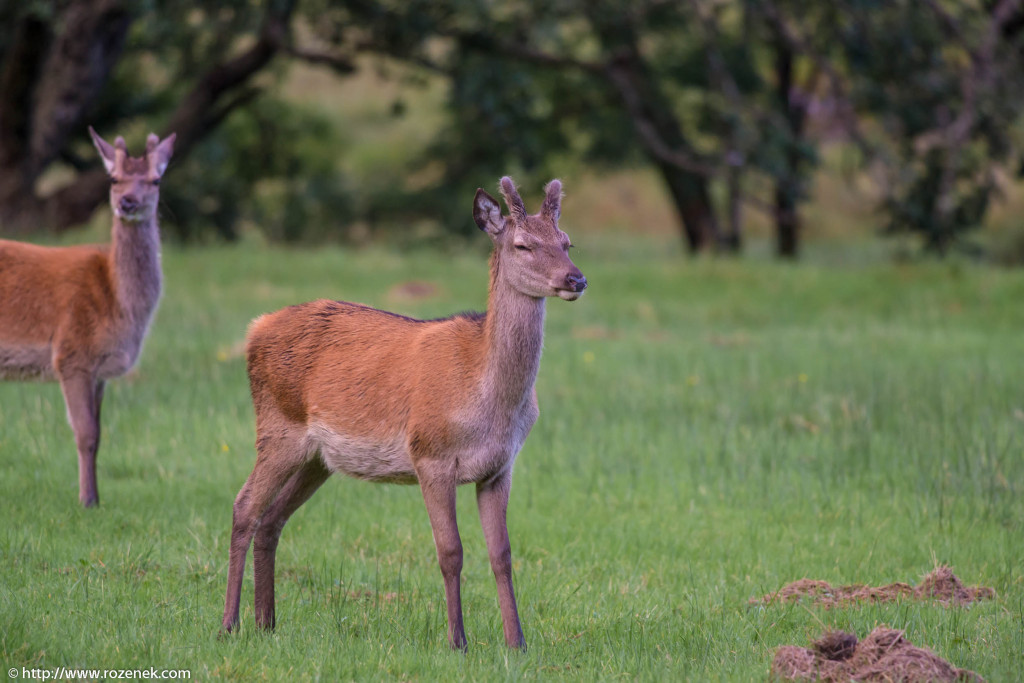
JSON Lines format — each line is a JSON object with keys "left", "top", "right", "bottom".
{"left": 110, "top": 214, "right": 162, "bottom": 330}
{"left": 481, "top": 252, "right": 546, "bottom": 413}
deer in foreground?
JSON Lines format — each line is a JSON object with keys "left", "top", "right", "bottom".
{"left": 222, "top": 177, "right": 587, "bottom": 649}
{"left": 0, "top": 127, "right": 175, "bottom": 507}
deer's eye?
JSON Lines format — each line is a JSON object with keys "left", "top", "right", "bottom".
{"left": 514, "top": 244, "right": 531, "bottom": 252}
{"left": 151, "top": 178, "right": 161, "bottom": 186}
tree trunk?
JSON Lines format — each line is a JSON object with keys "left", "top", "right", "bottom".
{"left": 0, "top": 16, "right": 53, "bottom": 228}
{"left": 773, "top": 35, "right": 807, "bottom": 259}
{"left": 723, "top": 154, "right": 743, "bottom": 252}
{"left": 588, "top": 7, "right": 721, "bottom": 254}
{"left": 775, "top": 184, "right": 799, "bottom": 258}
{"left": 0, "top": 14, "right": 50, "bottom": 207}
{"left": 0, "top": 0, "right": 130, "bottom": 235}
{"left": 29, "top": 0, "right": 131, "bottom": 177}
{"left": 655, "top": 161, "right": 719, "bottom": 252}
{"left": 0, "top": 0, "right": 296, "bottom": 237}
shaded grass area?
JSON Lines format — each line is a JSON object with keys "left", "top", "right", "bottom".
{"left": 1, "top": 239, "right": 1022, "bottom": 680}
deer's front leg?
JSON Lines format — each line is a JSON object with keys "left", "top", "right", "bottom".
{"left": 59, "top": 373, "right": 104, "bottom": 507}
{"left": 477, "top": 470, "right": 525, "bottom": 649}
{"left": 417, "top": 460, "right": 466, "bottom": 650}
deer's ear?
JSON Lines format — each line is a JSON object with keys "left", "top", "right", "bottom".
{"left": 499, "top": 176, "right": 528, "bottom": 222}
{"left": 541, "top": 179, "right": 562, "bottom": 222}
{"left": 149, "top": 132, "right": 176, "bottom": 178}
{"left": 473, "top": 188, "right": 504, "bottom": 235}
{"left": 89, "top": 126, "right": 116, "bottom": 175}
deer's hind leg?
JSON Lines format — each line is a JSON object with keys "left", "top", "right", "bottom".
{"left": 222, "top": 429, "right": 310, "bottom": 633}
{"left": 253, "top": 457, "right": 331, "bottom": 630}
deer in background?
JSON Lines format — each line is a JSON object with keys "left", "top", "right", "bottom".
{"left": 222, "top": 177, "right": 587, "bottom": 650}
{"left": 0, "top": 127, "right": 175, "bottom": 507}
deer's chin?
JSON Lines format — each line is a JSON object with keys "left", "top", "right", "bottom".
{"left": 115, "top": 210, "right": 147, "bottom": 223}
{"left": 555, "top": 288, "right": 583, "bottom": 301}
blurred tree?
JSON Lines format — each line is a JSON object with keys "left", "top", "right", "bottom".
{"left": 329, "top": 0, "right": 837, "bottom": 256}
{"left": 5, "top": 0, "right": 1024, "bottom": 255}
{"left": 355, "top": 0, "right": 1024, "bottom": 258}
{"left": 163, "top": 97, "right": 352, "bottom": 242}
{"left": 765, "top": 0, "right": 1024, "bottom": 255}
{"left": 851, "top": 0, "right": 1024, "bottom": 254}
{"left": 0, "top": 0, "right": 134, "bottom": 233}
{"left": 0, "top": 0, "right": 353, "bottom": 241}
{"left": 320, "top": 0, "right": 729, "bottom": 252}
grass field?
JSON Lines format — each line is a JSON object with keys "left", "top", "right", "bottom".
{"left": 1, "top": 233, "right": 1023, "bottom": 680}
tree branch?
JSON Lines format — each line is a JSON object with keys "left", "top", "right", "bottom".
{"left": 436, "top": 23, "right": 717, "bottom": 177}
{"left": 39, "top": 0, "right": 298, "bottom": 234}
{"left": 604, "top": 60, "right": 717, "bottom": 177}
{"left": 448, "top": 30, "right": 604, "bottom": 74}
{"left": 286, "top": 44, "right": 357, "bottom": 74}
{"left": 929, "top": 0, "right": 1021, "bottom": 221}
{"left": 206, "top": 87, "right": 264, "bottom": 134}
{"left": 352, "top": 39, "right": 451, "bottom": 75}
{"left": 162, "top": 0, "right": 297, "bottom": 158}
{"left": 753, "top": 0, "right": 875, "bottom": 158}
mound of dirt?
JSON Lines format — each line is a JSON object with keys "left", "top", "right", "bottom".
{"left": 771, "top": 627, "right": 982, "bottom": 682}
{"left": 914, "top": 566, "right": 995, "bottom": 604}
{"left": 387, "top": 280, "right": 441, "bottom": 303}
{"left": 753, "top": 567, "right": 994, "bottom": 608}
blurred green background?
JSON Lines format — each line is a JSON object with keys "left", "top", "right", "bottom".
{"left": 5, "top": 0, "right": 1024, "bottom": 260}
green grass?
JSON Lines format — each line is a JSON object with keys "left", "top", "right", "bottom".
{"left": 1, "top": 236, "right": 1023, "bottom": 680}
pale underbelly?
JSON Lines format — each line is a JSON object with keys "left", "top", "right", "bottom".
{"left": 0, "top": 344, "right": 55, "bottom": 381}
{"left": 305, "top": 422, "right": 522, "bottom": 486}
{"left": 307, "top": 422, "right": 419, "bottom": 484}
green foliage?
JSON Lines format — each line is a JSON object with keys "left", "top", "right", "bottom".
{"left": 1, "top": 237, "right": 1023, "bottom": 677}
{"left": 404, "top": 53, "right": 583, "bottom": 237}
{"left": 161, "top": 98, "right": 352, "bottom": 243}
{"left": 992, "top": 227, "right": 1024, "bottom": 266}
{"left": 332, "top": 0, "right": 828, "bottom": 251}
{"left": 11, "top": 0, "right": 1024, "bottom": 253}
{"left": 100, "top": 2, "right": 355, "bottom": 243}
{"left": 835, "top": 1, "right": 1024, "bottom": 253}
{"left": 94, "top": 0, "right": 268, "bottom": 128}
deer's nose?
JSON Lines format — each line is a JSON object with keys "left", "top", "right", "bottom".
{"left": 119, "top": 195, "right": 140, "bottom": 214}
{"left": 565, "top": 273, "right": 587, "bottom": 292}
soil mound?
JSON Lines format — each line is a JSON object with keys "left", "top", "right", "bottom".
{"left": 753, "top": 567, "right": 994, "bottom": 608}
{"left": 387, "top": 280, "right": 441, "bottom": 302}
{"left": 771, "top": 627, "right": 982, "bottom": 682}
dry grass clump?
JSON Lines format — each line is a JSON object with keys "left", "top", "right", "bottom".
{"left": 753, "top": 566, "right": 995, "bottom": 608}
{"left": 771, "top": 627, "right": 983, "bottom": 682}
